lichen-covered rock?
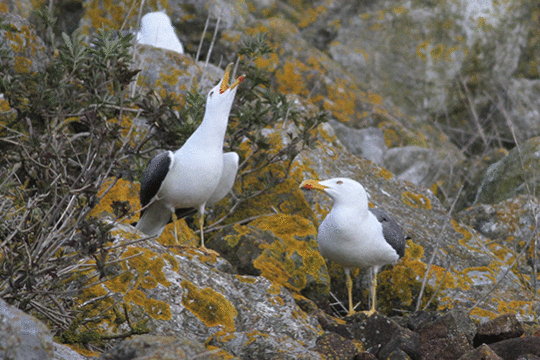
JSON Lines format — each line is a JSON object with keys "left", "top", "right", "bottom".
{"left": 0, "top": 12, "right": 49, "bottom": 73}
{"left": 207, "top": 213, "right": 331, "bottom": 302}
{"left": 70, "top": 230, "right": 323, "bottom": 358}
{"left": 53, "top": 343, "right": 89, "bottom": 360}
{"left": 313, "top": 332, "right": 359, "bottom": 360}
{"left": 474, "top": 137, "right": 540, "bottom": 205}
{"left": 99, "top": 334, "right": 235, "bottom": 360}
{"left": 0, "top": 298, "right": 54, "bottom": 360}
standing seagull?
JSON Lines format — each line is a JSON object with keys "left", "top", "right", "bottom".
{"left": 300, "top": 177, "right": 405, "bottom": 316}
{"left": 136, "top": 64, "right": 244, "bottom": 249}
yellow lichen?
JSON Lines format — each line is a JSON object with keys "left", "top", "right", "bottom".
{"left": 125, "top": 289, "right": 171, "bottom": 321}
{"left": 323, "top": 78, "right": 357, "bottom": 122}
{"left": 235, "top": 275, "right": 257, "bottom": 283}
{"left": 249, "top": 213, "right": 328, "bottom": 293}
{"left": 401, "top": 191, "right": 432, "bottom": 210}
{"left": 89, "top": 177, "right": 140, "bottom": 223}
{"left": 377, "top": 167, "right": 394, "bottom": 180}
{"left": 181, "top": 280, "right": 237, "bottom": 332}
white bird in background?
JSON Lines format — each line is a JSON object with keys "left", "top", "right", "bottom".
{"left": 300, "top": 177, "right": 405, "bottom": 316}
{"left": 136, "top": 64, "right": 244, "bottom": 249}
{"left": 137, "top": 12, "right": 184, "bottom": 54}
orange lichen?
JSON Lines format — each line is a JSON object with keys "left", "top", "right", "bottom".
{"left": 125, "top": 289, "right": 171, "bottom": 320}
{"left": 250, "top": 213, "right": 328, "bottom": 294}
{"left": 324, "top": 78, "right": 357, "bottom": 122}
{"left": 401, "top": 191, "right": 432, "bottom": 210}
{"left": 14, "top": 56, "right": 31, "bottom": 73}
{"left": 299, "top": 6, "right": 327, "bottom": 28}
{"left": 417, "top": 41, "right": 429, "bottom": 61}
{"left": 378, "top": 239, "right": 457, "bottom": 313}
{"left": 89, "top": 177, "right": 140, "bottom": 222}
{"left": 377, "top": 167, "right": 394, "bottom": 180}
{"left": 275, "top": 59, "right": 310, "bottom": 97}
{"left": 181, "top": 280, "right": 237, "bottom": 332}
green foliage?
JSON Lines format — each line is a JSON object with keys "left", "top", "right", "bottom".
{"left": 0, "top": 20, "right": 142, "bottom": 343}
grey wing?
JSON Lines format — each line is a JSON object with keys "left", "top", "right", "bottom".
{"left": 370, "top": 208, "right": 405, "bottom": 258}
{"left": 206, "top": 152, "right": 239, "bottom": 206}
{"left": 140, "top": 151, "right": 172, "bottom": 212}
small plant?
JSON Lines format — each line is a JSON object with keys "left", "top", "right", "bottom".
{"left": 0, "top": 10, "right": 144, "bottom": 346}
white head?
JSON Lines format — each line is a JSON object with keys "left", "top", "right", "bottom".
{"left": 205, "top": 63, "right": 245, "bottom": 117}
{"left": 300, "top": 177, "right": 369, "bottom": 210}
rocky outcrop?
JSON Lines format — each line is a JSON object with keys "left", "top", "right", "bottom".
{"left": 3, "top": 0, "right": 540, "bottom": 359}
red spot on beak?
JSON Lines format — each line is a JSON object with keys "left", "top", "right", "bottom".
{"left": 304, "top": 184, "right": 313, "bottom": 190}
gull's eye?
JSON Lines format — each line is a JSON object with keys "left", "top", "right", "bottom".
{"left": 336, "top": 180, "right": 343, "bottom": 185}
{"left": 209, "top": 91, "right": 214, "bottom": 97}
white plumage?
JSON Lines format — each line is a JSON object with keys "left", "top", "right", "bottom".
{"left": 300, "top": 177, "right": 405, "bottom": 316}
{"left": 137, "top": 64, "right": 244, "bottom": 248}
{"left": 137, "top": 12, "right": 184, "bottom": 54}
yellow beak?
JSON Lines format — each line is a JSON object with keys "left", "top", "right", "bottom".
{"left": 220, "top": 63, "right": 246, "bottom": 94}
{"left": 299, "top": 179, "right": 328, "bottom": 191}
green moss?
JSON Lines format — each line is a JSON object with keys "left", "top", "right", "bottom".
{"left": 181, "top": 280, "right": 238, "bottom": 331}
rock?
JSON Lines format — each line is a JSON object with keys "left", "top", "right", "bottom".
{"left": 407, "top": 311, "right": 440, "bottom": 332}
{"left": 488, "top": 336, "right": 540, "bottom": 360}
{"left": 458, "top": 344, "right": 503, "bottom": 360}
{"left": 99, "top": 334, "right": 231, "bottom": 360}
{"left": 313, "top": 332, "right": 359, "bottom": 360}
{"left": 0, "top": 12, "right": 49, "bottom": 73}
{"left": 313, "top": 309, "right": 353, "bottom": 340}
{"left": 383, "top": 145, "right": 463, "bottom": 187}
{"left": 53, "top": 343, "right": 88, "bottom": 360}
{"left": 72, "top": 236, "right": 323, "bottom": 359}
{"left": 356, "top": 353, "right": 378, "bottom": 360}
{"left": 377, "top": 326, "right": 421, "bottom": 360}
{"left": 457, "top": 195, "right": 540, "bottom": 278}
{"left": 0, "top": 298, "right": 54, "bottom": 360}
{"left": 418, "top": 334, "right": 474, "bottom": 360}
{"left": 349, "top": 313, "right": 400, "bottom": 354}
{"left": 474, "top": 313, "right": 524, "bottom": 346}
{"left": 207, "top": 213, "right": 331, "bottom": 302}
{"left": 474, "top": 137, "right": 540, "bottom": 205}
{"left": 416, "top": 310, "right": 477, "bottom": 344}
{"left": 328, "top": 120, "right": 387, "bottom": 165}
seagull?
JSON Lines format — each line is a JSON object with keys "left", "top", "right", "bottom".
{"left": 136, "top": 64, "right": 244, "bottom": 249}
{"left": 300, "top": 177, "right": 405, "bottom": 316}
{"left": 137, "top": 12, "right": 184, "bottom": 54}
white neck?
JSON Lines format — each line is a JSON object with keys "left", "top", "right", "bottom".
{"left": 183, "top": 99, "right": 233, "bottom": 152}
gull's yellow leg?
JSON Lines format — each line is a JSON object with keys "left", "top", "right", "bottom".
{"left": 362, "top": 267, "right": 378, "bottom": 316}
{"left": 199, "top": 213, "right": 206, "bottom": 248}
{"left": 345, "top": 268, "right": 356, "bottom": 316}
{"left": 172, "top": 213, "right": 179, "bottom": 244}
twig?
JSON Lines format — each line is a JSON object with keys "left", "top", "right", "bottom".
{"left": 415, "top": 184, "right": 463, "bottom": 312}
{"left": 459, "top": 76, "right": 488, "bottom": 147}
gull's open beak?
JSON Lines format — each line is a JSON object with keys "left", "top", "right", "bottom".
{"left": 220, "top": 63, "right": 246, "bottom": 94}
{"left": 299, "top": 179, "right": 328, "bottom": 191}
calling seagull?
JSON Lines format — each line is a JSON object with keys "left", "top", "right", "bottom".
{"left": 137, "top": 64, "right": 244, "bottom": 249}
